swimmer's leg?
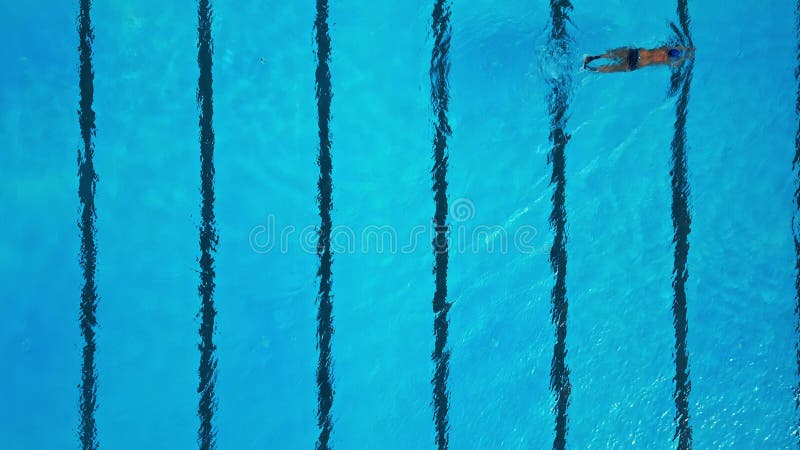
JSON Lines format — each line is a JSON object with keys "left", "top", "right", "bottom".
{"left": 609, "top": 47, "right": 630, "bottom": 59}
{"left": 584, "top": 47, "right": 629, "bottom": 68}
{"left": 596, "top": 63, "right": 629, "bottom": 73}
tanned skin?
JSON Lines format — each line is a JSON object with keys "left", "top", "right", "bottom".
{"left": 584, "top": 46, "right": 695, "bottom": 73}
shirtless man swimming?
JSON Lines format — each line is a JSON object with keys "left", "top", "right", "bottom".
{"left": 583, "top": 46, "right": 694, "bottom": 73}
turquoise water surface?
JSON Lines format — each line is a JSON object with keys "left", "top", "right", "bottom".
{"left": 1, "top": 0, "right": 798, "bottom": 448}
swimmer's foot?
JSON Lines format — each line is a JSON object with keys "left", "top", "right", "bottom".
{"left": 583, "top": 55, "right": 601, "bottom": 68}
{"left": 583, "top": 55, "right": 599, "bottom": 71}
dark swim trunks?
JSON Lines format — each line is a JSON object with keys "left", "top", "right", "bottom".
{"left": 628, "top": 48, "right": 640, "bottom": 71}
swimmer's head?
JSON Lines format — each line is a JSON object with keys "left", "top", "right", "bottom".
{"left": 668, "top": 48, "right": 682, "bottom": 59}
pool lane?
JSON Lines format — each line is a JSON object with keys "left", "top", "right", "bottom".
{"left": 445, "top": 0, "right": 557, "bottom": 448}
{"left": 89, "top": 1, "right": 199, "bottom": 447}
{"left": 686, "top": 0, "right": 796, "bottom": 447}
{"left": 210, "top": 0, "right": 319, "bottom": 447}
{"left": 0, "top": 2, "right": 85, "bottom": 448}
{"left": 568, "top": 0, "right": 685, "bottom": 446}
{"left": 319, "top": 0, "right": 435, "bottom": 447}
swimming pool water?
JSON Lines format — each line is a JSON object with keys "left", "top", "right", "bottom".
{"left": 1, "top": 0, "right": 798, "bottom": 448}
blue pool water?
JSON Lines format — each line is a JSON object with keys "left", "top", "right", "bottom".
{"left": 1, "top": 0, "right": 798, "bottom": 448}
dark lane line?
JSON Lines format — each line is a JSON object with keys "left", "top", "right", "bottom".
{"left": 313, "top": 0, "right": 335, "bottom": 448}
{"left": 794, "top": 0, "right": 800, "bottom": 441}
{"left": 196, "top": 1, "right": 218, "bottom": 449}
{"left": 669, "top": 63, "right": 694, "bottom": 450}
{"left": 677, "top": 0, "right": 693, "bottom": 47}
{"left": 546, "top": 1, "right": 572, "bottom": 449}
{"left": 77, "top": 1, "right": 99, "bottom": 449}
{"left": 669, "top": 1, "right": 694, "bottom": 446}
{"left": 429, "top": 0, "right": 452, "bottom": 448}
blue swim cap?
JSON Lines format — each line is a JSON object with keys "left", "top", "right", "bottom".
{"left": 668, "top": 48, "right": 682, "bottom": 58}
